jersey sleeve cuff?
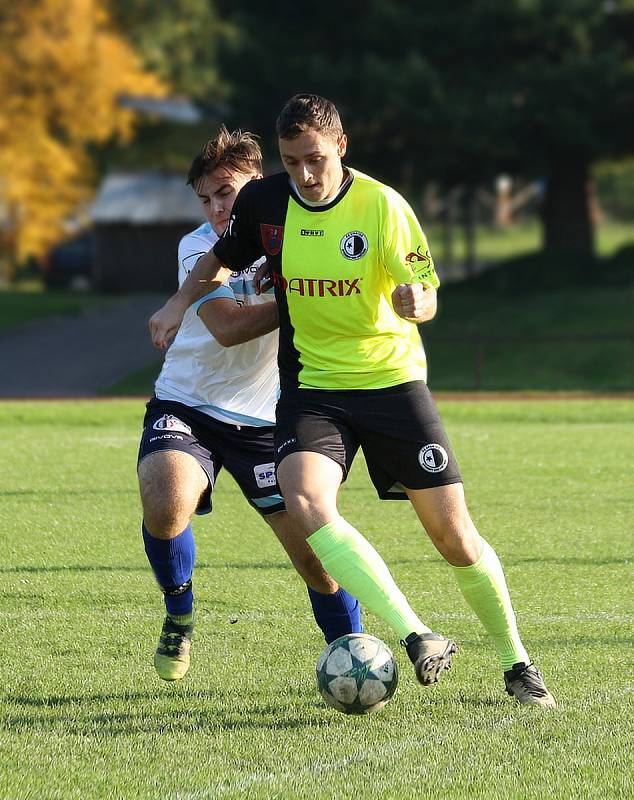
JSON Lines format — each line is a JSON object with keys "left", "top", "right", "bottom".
{"left": 192, "top": 284, "right": 235, "bottom": 314}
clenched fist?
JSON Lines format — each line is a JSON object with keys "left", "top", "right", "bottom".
{"left": 391, "top": 283, "right": 437, "bottom": 323}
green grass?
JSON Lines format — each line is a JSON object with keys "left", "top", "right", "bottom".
{"left": 0, "top": 288, "right": 116, "bottom": 334}
{"left": 1, "top": 399, "right": 632, "bottom": 799}
{"left": 424, "top": 283, "right": 634, "bottom": 391}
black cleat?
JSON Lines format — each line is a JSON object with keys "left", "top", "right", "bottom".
{"left": 504, "top": 662, "right": 556, "bottom": 707}
{"left": 403, "top": 632, "right": 458, "bottom": 686}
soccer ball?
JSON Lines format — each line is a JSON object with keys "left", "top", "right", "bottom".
{"left": 316, "top": 633, "right": 398, "bottom": 715}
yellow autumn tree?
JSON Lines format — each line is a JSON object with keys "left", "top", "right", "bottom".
{"left": 0, "top": 0, "right": 165, "bottom": 265}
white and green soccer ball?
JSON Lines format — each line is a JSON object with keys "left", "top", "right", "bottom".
{"left": 316, "top": 633, "right": 398, "bottom": 715}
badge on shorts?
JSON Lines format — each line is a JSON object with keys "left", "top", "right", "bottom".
{"left": 418, "top": 443, "right": 448, "bottom": 473}
{"left": 152, "top": 414, "right": 192, "bottom": 436}
{"left": 254, "top": 462, "right": 276, "bottom": 488}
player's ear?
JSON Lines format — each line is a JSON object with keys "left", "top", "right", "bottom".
{"left": 337, "top": 134, "right": 347, "bottom": 158}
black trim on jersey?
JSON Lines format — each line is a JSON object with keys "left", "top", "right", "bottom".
{"left": 288, "top": 167, "right": 355, "bottom": 213}
{"left": 213, "top": 173, "right": 304, "bottom": 390}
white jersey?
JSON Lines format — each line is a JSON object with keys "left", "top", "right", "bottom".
{"left": 154, "top": 222, "right": 279, "bottom": 426}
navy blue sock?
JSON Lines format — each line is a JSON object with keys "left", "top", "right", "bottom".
{"left": 142, "top": 522, "right": 195, "bottom": 617}
{"left": 307, "top": 586, "right": 363, "bottom": 644}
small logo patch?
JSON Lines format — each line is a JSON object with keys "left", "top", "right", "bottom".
{"left": 418, "top": 443, "right": 448, "bottom": 473}
{"left": 301, "top": 229, "right": 324, "bottom": 237}
{"left": 152, "top": 415, "right": 192, "bottom": 436}
{"left": 254, "top": 462, "right": 276, "bottom": 488}
{"left": 405, "top": 245, "right": 431, "bottom": 265}
{"left": 340, "top": 231, "right": 368, "bottom": 260}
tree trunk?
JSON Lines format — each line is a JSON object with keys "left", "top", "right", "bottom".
{"left": 542, "top": 156, "right": 595, "bottom": 256}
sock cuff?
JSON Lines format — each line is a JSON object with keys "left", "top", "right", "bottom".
{"left": 451, "top": 538, "right": 496, "bottom": 575}
{"left": 307, "top": 516, "right": 346, "bottom": 553}
{"left": 143, "top": 522, "right": 194, "bottom": 557}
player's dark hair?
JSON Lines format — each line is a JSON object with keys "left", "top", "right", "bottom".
{"left": 276, "top": 94, "right": 343, "bottom": 141}
{"left": 186, "top": 126, "right": 262, "bottom": 189}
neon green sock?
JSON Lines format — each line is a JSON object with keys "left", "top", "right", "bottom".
{"left": 452, "top": 539, "right": 529, "bottom": 670}
{"left": 307, "top": 516, "right": 430, "bottom": 640}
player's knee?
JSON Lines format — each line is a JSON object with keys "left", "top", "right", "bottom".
{"left": 138, "top": 460, "right": 201, "bottom": 534}
{"left": 283, "top": 490, "right": 336, "bottom": 529}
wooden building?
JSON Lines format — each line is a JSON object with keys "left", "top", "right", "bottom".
{"left": 90, "top": 172, "right": 204, "bottom": 292}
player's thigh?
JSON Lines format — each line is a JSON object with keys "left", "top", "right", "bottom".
{"left": 277, "top": 451, "right": 345, "bottom": 533}
{"left": 137, "top": 398, "right": 216, "bottom": 518}
{"left": 274, "top": 389, "right": 358, "bottom": 529}
{"left": 138, "top": 450, "right": 208, "bottom": 519}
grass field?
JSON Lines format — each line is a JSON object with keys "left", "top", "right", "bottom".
{"left": 1, "top": 399, "right": 632, "bottom": 799}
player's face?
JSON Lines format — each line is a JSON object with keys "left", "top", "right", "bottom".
{"left": 195, "top": 166, "right": 261, "bottom": 236}
{"left": 279, "top": 128, "right": 347, "bottom": 203}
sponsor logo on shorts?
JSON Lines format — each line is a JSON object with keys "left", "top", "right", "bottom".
{"left": 277, "top": 436, "right": 297, "bottom": 454}
{"left": 418, "top": 443, "right": 448, "bottom": 473}
{"left": 149, "top": 434, "right": 184, "bottom": 442}
{"left": 254, "top": 462, "right": 276, "bottom": 488}
{"left": 340, "top": 231, "right": 368, "bottom": 260}
{"left": 152, "top": 414, "right": 192, "bottom": 435}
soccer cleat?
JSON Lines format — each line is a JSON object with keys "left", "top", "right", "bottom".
{"left": 402, "top": 632, "right": 458, "bottom": 686}
{"left": 504, "top": 662, "right": 556, "bottom": 707}
{"left": 154, "top": 615, "right": 194, "bottom": 681}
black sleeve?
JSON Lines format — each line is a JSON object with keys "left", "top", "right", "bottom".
{"left": 213, "top": 181, "right": 264, "bottom": 269}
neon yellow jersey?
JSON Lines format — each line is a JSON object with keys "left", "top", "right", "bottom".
{"left": 214, "top": 167, "right": 439, "bottom": 391}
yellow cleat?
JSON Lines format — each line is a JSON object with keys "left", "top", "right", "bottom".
{"left": 154, "top": 615, "right": 193, "bottom": 681}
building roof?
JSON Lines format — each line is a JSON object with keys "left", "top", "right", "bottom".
{"left": 90, "top": 172, "right": 205, "bottom": 224}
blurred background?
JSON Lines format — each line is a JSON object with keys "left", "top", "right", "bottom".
{"left": 0, "top": 0, "right": 632, "bottom": 395}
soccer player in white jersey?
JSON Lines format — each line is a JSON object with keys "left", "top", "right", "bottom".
{"left": 138, "top": 127, "right": 361, "bottom": 681}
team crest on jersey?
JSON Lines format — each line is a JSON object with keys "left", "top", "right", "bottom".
{"left": 152, "top": 414, "right": 192, "bottom": 436}
{"left": 340, "top": 231, "right": 368, "bottom": 260}
{"left": 260, "top": 224, "right": 284, "bottom": 255}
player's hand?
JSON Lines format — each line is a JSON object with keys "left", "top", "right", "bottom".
{"left": 149, "top": 295, "right": 188, "bottom": 349}
{"left": 253, "top": 259, "right": 273, "bottom": 295}
{"left": 392, "top": 283, "right": 435, "bottom": 322}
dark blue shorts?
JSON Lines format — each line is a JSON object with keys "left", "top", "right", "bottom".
{"left": 274, "top": 381, "right": 462, "bottom": 499}
{"left": 138, "top": 397, "right": 285, "bottom": 516}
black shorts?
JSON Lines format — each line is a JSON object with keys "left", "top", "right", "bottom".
{"left": 274, "top": 381, "right": 462, "bottom": 499}
{"left": 138, "top": 398, "right": 285, "bottom": 516}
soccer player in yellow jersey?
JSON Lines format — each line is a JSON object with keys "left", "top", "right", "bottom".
{"left": 150, "top": 95, "right": 555, "bottom": 707}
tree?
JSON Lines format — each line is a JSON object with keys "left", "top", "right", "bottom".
{"left": 217, "top": 0, "right": 634, "bottom": 259}
{"left": 0, "top": 0, "right": 165, "bottom": 264}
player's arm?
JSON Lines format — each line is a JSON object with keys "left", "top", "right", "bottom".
{"left": 197, "top": 295, "right": 279, "bottom": 347}
{"left": 149, "top": 182, "right": 263, "bottom": 349}
{"left": 381, "top": 189, "right": 440, "bottom": 325}
{"left": 149, "top": 250, "right": 231, "bottom": 349}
